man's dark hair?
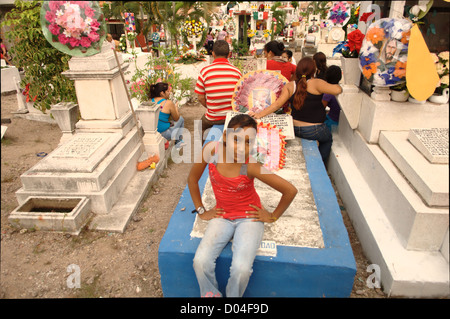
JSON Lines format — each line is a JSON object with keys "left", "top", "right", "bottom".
{"left": 213, "top": 40, "right": 230, "bottom": 58}
{"left": 325, "top": 65, "right": 342, "bottom": 84}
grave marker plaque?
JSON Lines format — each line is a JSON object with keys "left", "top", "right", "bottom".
{"left": 53, "top": 136, "right": 108, "bottom": 158}
{"left": 31, "top": 133, "right": 123, "bottom": 173}
{"left": 224, "top": 111, "right": 295, "bottom": 140}
{"left": 407, "top": 128, "right": 449, "bottom": 164}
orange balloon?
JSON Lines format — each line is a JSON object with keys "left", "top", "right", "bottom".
{"left": 406, "top": 24, "right": 440, "bottom": 101}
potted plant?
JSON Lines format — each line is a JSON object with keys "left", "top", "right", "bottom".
{"left": 390, "top": 82, "right": 409, "bottom": 102}
{"left": 333, "top": 29, "right": 365, "bottom": 86}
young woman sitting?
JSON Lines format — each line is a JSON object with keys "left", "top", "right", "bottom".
{"left": 188, "top": 114, "right": 297, "bottom": 297}
{"left": 149, "top": 82, "right": 185, "bottom": 149}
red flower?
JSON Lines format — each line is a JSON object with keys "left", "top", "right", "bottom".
{"left": 90, "top": 19, "right": 100, "bottom": 32}
{"left": 88, "top": 31, "right": 100, "bottom": 42}
{"left": 45, "top": 11, "right": 56, "bottom": 23}
{"left": 346, "top": 29, "right": 365, "bottom": 54}
{"left": 85, "top": 6, "right": 95, "bottom": 18}
{"left": 48, "top": 1, "right": 62, "bottom": 11}
{"left": 80, "top": 37, "right": 92, "bottom": 48}
{"left": 49, "top": 23, "right": 60, "bottom": 36}
{"left": 58, "top": 33, "right": 69, "bottom": 45}
{"left": 69, "top": 37, "right": 80, "bottom": 47}
{"left": 359, "top": 12, "right": 373, "bottom": 23}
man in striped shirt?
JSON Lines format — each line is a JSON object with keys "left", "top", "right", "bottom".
{"left": 195, "top": 40, "right": 242, "bottom": 139}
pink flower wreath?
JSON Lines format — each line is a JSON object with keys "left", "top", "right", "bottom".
{"left": 41, "top": 1, "right": 106, "bottom": 56}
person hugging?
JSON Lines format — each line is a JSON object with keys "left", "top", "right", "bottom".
{"left": 322, "top": 65, "right": 343, "bottom": 133}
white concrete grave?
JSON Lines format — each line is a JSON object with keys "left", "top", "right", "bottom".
{"left": 13, "top": 41, "right": 167, "bottom": 234}
{"left": 329, "top": 84, "right": 449, "bottom": 297}
{"left": 190, "top": 138, "right": 325, "bottom": 256}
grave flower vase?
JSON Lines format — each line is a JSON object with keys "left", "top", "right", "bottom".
{"left": 428, "top": 88, "right": 449, "bottom": 104}
{"left": 390, "top": 90, "right": 409, "bottom": 102}
{"left": 51, "top": 102, "right": 79, "bottom": 134}
{"left": 341, "top": 56, "right": 361, "bottom": 86}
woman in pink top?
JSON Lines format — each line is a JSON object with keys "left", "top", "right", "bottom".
{"left": 188, "top": 114, "right": 297, "bottom": 297}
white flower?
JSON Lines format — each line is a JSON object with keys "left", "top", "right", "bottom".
{"left": 410, "top": 0, "right": 430, "bottom": 17}
{"left": 436, "top": 62, "right": 445, "bottom": 75}
{"left": 63, "top": 29, "right": 72, "bottom": 37}
{"left": 55, "top": 9, "right": 64, "bottom": 17}
{"left": 438, "top": 51, "right": 449, "bottom": 62}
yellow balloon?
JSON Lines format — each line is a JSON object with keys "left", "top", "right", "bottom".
{"left": 406, "top": 24, "right": 440, "bottom": 101}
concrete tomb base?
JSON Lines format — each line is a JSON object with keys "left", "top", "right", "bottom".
{"left": 12, "top": 42, "right": 168, "bottom": 234}
{"left": 8, "top": 196, "right": 91, "bottom": 235}
{"left": 329, "top": 107, "right": 449, "bottom": 297}
{"left": 159, "top": 125, "right": 356, "bottom": 297}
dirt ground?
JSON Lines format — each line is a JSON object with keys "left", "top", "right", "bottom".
{"left": 1, "top": 92, "right": 385, "bottom": 299}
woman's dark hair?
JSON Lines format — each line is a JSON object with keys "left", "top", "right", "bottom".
{"left": 325, "top": 65, "right": 342, "bottom": 84}
{"left": 293, "top": 57, "right": 316, "bottom": 110}
{"left": 264, "top": 40, "right": 285, "bottom": 56}
{"left": 313, "top": 52, "right": 327, "bottom": 78}
{"left": 227, "top": 113, "right": 257, "bottom": 130}
{"left": 148, "top": 82, "right": 169, "bottom": 99}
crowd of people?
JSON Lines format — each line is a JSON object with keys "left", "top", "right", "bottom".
{"left": 155, "top": 38, "right": 342, "bottom": 164}
{"left": 151, "top": 38, "right": 343, "bottom": 297}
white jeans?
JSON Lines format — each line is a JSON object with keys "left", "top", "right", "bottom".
{"left": 193, "top": 217, "right": 264, "bottom": 297}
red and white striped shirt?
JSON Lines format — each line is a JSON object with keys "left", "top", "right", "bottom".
{"left": 195, "top": 58, "right": 242, "bottom": 122}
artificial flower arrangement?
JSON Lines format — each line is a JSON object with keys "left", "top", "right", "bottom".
{"left": 247, "top": 29, "right": 257, "bottom": 38}
{"left": 182, "top": 20, "right": 205, "bottom": 38}
{"left": 126, "top": 31, "right": 137, "bottom": 44}
{"left": 332, "top": 4, "right": 362, "bottom": 58}
{"left": 358, "top": 18, "right": 412, "bottom": 87}
{"left": 119, "top": 34, "right": 127, "bottom": 52}
{"left": 328, "top": 1, "right": 351, "bottom": 26}
{"left": 175, "top": 50, "right": 206, "bottom": 65}
{"left": 431, "top": 51, "right": 449, "bottom": 94}
{"left": 41, "top": 1, "right": 106, "bottom": 57}
{"left": 263, "top": 29, "right": 271, "bottom": 38}
{"left": 255, "top": 122, "right": 287, "bottom": 172}
{"left": 332, "top": 29, "right": 365, "bottom": 58}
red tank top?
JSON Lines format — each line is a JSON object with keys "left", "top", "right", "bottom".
{"left": 208, "top": 143, "right": 262, "bottom": 220}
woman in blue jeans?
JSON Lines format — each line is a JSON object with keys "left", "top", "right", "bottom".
{"left": 149, "top": 82, "right": 186, "bottom": 149}
{"left": 188, "top": 114, "right": 297, "bottom": 297}
{"left": 249, "top": 57, "right": 342, "bottom": 164}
